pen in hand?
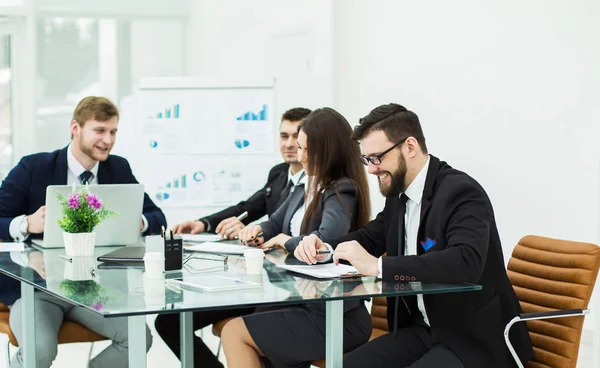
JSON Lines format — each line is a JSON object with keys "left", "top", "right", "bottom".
{"left": 243, "top": 232, "right": 263, "bottom": 246}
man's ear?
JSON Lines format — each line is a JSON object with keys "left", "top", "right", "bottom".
{"left": 70, "top": 120, "right": 79, "bottom": 138}
{"left": 405, "top": 136, "right": 420, "bottom": 158}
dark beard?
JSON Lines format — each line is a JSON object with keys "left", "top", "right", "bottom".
{"left": 378, "top": 155, "right": 406, "bottom": 197}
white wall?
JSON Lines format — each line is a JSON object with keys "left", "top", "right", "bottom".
{"left": 334, "top": 0, "right": 600, "bottom": 256}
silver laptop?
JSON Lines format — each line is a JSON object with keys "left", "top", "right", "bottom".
{"left": 32, "top": 184, "right": 145, "bottom": 248}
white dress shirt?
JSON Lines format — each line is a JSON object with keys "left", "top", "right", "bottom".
{"left": 378, "top": 156, "right": 431, "bottom": 325}
{"left": 289, "top": 174, "right": 310, "bottom": 237}
{"left": 10, "top": 144, "right": 148, "bottom": 240}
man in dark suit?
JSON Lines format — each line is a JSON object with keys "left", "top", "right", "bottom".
{"left": 297, "top": 104, "right": 533, "bottom": 368}
{"left": 157, "top": 107, "right": 311, "bottom": 368}
{"left": 0, "top": 96, "right": 162, "bottom": 367}
{"left": 171, "top": 107, "right": 311, "bottom": 241}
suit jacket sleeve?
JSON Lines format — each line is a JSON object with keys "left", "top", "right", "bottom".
{"left": 259, "top": 197, "right": 287, "bottom": 242}
{"left": 283, "top": 180, "right": 359, "bottom": 252}
{"left": 200, "top": 165, "right": 282, "bottom": 232}
{"left": 381, "top": 181, "right": 491, "bottom": 283}
{"left": 328, "top": 197, "right": 391, "bottom": 258}
{"left": 0, "top": 158, "right": 33, "bottom": 241}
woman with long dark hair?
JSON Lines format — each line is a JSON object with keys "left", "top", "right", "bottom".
{"left": 226, "top": 107, "right": 372, "bottom": 368}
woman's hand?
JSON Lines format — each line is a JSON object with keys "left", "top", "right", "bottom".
{"left": 238, "top": 224, "right": 264, "bottom": 246}
{"left": 261, "top": 233, "right": 291, "bottom": 250}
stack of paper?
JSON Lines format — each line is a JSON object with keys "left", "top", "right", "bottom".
{"left": 277, "top": 263, "right": 360, "bottom": 279}
{"left": 184, "top": 241, "right": 263, "bottom": 255}
{"left": 180, "top": 234, "right": 223, "bottom": 243}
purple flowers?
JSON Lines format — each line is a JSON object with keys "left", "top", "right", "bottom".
{"left": 86, "top": 194, "right": 102, "bottom": 209}
{"left": 91, "top": 302, "right": 104, "bottom": 311}
{"left": 68, "top": 194, "right": 80, "bottom": 209}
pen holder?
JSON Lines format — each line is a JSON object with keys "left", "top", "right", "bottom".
{"left": 164, "top": 235, "right": 183, "bottom": 271}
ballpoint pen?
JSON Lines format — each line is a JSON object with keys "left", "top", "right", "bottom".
{"left": 316, "top": 250, "right": 332, "bottom": 255}
{"left": 236, "top": 211, "right": 249, "bottom": 221}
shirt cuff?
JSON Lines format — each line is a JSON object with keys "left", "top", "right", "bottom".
{"left": 378, "top": 256, "right": 383, "bottom": 278}
{"left": 141, "top": 215, "right": 149, "bottom": 233}
{"left": 9, "top": 215, "right": 29, "bottom": 241}
{"left": 318, "top": 242, "right": 335, "bottom": 263}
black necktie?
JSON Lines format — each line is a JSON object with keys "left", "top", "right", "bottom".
{"left": 397, "top": 194, "right": 409, "bottom": 256}
{"left": 78, "top": 171, "right": 93, "bottom": 184}
{"left": 394, "top": 193, "right": 409, "bottom": 337}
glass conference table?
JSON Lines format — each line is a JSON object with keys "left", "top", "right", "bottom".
{"left": 0, "top": 244, "right": 481, "bottom": 368}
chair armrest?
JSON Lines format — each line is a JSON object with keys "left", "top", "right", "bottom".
{"left": 520, "top": 308, "right": 588, "bottom": 321}
{"left": 504, "top": 309, "right": 590, "bottom": 368}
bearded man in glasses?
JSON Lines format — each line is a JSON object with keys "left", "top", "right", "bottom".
{"left": 296, "top": 103, "right": 533, "bottom": 368}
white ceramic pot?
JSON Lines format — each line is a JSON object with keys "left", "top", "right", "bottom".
{"left": 63, "top": 232, "right": 96, "bottom": 257}
{"left": 63, "top": 256, "right": 97, "bottom": 281}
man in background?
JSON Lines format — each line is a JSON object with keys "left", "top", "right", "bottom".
{"left": 158, "top": 107, "right": 311, "bottom": 368}
{"left": 0, "top": 96, "right": 165, "bottom": 367}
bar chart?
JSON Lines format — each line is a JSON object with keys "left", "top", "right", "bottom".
{"left": 149, "top": 104, "right": 181, "bottom": 119}
{"left": 165, "top": 174, "right": 187, "bottom": 188}
{"left": 236, "top": 104, "right": 267, "bottom": 121}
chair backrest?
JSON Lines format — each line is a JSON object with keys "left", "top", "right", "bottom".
{"left": 507, "top": 235, "right": 600, "bottom": 368}
{"left": 370, "top": 297, "right": 389, "bottom": 340}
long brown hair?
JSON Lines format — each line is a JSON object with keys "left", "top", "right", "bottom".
{"left": 299, "top": 108, "right": 371, "bottom": 234}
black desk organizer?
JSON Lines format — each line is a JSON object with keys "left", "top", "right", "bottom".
{"left": 164, "top": 234, "right": 183, "bottom": 271}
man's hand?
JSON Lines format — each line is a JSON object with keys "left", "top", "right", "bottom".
{"left": 262, "top": 234, "right": 291, "bottom": 250}
{"left": 216, "top": 217, "right": 246, "bottom": 240}
{"left": 333, "top": 241, "right": 379, "bottom": 276}
{"left": 238, "top": 224, "right": 263, "bottom": 246}
{"left": 295, "top": 234, "right": 329, "bottom": 264}
{"left": 27, "top": 206, "right": 46, "bottom": 234}
{"left": 172, "top": 220, "right": 205, "bottom": 234}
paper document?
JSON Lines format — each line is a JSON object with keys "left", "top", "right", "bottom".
{"left": 184, "top": 241, "right": 263, "bottom": 255}
{"left": 180, "top": 234, "right": 223, "bottom": 243}
{"left": 0, "top": 243, "right": 25, "bottom": 252}
{"left": 277, "top": 264, "right": 361, "bottom": 279}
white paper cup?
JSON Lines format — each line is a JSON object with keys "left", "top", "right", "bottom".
{"left": 145, "top": 235, "right": 164, "bottom": 254}
{"left": 143, "top": 252, "right": 165, "bottom": 279}
{"left": 244, "top": 248, "right": 264, "bottom": 275}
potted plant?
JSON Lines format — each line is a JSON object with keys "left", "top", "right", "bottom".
{"left": 57, "top": 187, "right": 117, "bottom": 257}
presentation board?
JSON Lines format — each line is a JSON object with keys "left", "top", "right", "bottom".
{"left": 134, "top": 78, "right": 278, "bottom": 208}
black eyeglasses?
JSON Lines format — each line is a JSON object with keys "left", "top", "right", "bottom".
{"left": 359, "top": 138, "right": 408, "bottom": 166}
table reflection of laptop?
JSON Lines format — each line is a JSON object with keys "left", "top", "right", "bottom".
{"left": 31, "top": 184, "right": 145, "bottom": 248}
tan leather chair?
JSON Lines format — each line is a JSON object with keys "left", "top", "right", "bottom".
{"left": 505, "top": 235, "right": 600, "bottom": 368}
{"left": 0, "top": 301, "right": 107, "bottom": 363}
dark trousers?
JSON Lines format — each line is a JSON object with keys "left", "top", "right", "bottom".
{"left": 344, "top": 325, "right": 466, "bottom": 368}
{"left": 154, "top": 307, "right": 255, "bottom": 368}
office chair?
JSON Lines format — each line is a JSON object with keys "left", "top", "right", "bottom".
{"left": 0, "top": 302, "right": 108, "bottom": 365}
{"left": 505, "top": 235, "right": 600, "bottom": 368}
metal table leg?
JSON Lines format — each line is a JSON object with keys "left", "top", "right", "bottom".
{"left": 180, "top": 312, "right": 193, "bottom": 368}
{"left": 325, "top": 300, "right": 344, "bottom": 368}
{"left": 127, "top": 315, "right": 146, "bottom": 368}
{"left": 21, "top": 283, "right": 36, "bottom": 368}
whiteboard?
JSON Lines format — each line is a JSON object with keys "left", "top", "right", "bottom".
{"left": 134, "top": 77, "right": 278, "bottom": 208}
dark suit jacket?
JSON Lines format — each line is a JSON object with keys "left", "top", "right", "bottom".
{"left": 330, "top": 156, "right": 533, "bottom": 368}
{"left": 0, "top": 146, "right": 167, "bottom": 241}
{"left": 200, "top": 163, "right": 289, "bottom": 231}
{"left": 261, "top": 179, "right": 358, "bottom": 253}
